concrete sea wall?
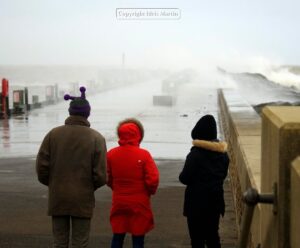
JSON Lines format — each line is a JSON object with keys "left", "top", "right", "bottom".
{"left": 218, "top": 88, "right": 300, "bottom": 248}
{"left": 218, "top": 89, "right": 262, "bottom": 248}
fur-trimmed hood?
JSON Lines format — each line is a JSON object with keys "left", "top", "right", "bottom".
{"left": 117, "top": 118, "right": 144, "bottom": 140}
{"left": 117, "top": 118, "right": 144, "bottom": 146}
{"left": 192, "top": 139, "right": 228, "bottom": 153}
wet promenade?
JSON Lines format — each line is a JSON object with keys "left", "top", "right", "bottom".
{"left": 0, "top": 157, "right": 237, "bottom": 248}
{"left": 0, "top": 81, "right": 238, "bottom": 247}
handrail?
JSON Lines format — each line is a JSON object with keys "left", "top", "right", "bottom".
{"left": 237, "top": 184, "right": 277, "bottom": 248}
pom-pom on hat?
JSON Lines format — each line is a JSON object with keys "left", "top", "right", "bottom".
{"left": 191, "top": 114, "right": 217, "bottom": 140}
{"left": 64, "top": 86, "right": 91, "bottom": 118}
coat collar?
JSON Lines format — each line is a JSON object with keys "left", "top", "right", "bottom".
{"left": 192, "top": 139, "right": 227, "bottom": 153}
{"left": 65, "top": 115, "right": 90, "bottom": 127}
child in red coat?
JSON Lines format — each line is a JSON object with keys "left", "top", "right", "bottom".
{"left": 107, "top": 118, "right": 159, "bottom": 248}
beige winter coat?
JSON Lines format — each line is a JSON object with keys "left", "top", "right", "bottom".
{"left": 36, "top": 115, "right": 107, "bottom": 218}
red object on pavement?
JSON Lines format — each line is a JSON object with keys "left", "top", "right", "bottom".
{"left": 1, "top": 78, "right": 9, "bottom": 116}
{"left": 2, "top": 78, "right": 9, "bottom": 97}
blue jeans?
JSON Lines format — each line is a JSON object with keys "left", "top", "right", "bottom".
{"left": 111, "top": 233, "right": 145, "bottom": 248}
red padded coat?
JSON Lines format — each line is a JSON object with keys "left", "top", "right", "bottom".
{"left": 107, "top": 122, "right": 159, "bottom": 235}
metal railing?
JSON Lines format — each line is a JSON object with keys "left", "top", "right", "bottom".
{"left": 237, "top": 183, "right": 277, "bottom": 248}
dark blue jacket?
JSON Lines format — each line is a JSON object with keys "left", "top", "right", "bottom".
{"left": 179, "top": 140, "right": 229, "bottom": 217}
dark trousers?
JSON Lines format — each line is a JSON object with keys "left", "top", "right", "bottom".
{"left": 187, "top": 211, "right": 221, "bottom": 248}
{"left": 111, "top": 233, "right": 145, "bottom": 248}
{"left": 52, "top": 215, "right": 91, "bottom": 248}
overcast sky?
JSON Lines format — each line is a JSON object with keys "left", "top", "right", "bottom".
{"left": 0, "top": 0, "right": 299, "bottom": 71}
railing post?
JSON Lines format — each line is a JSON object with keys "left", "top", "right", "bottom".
{"left": 238, "top": 186, "right": 276, "bottom": 248}
{"left": 291, "top": 157, "right": 300, "bottom": 248}
{"left": 237, "top": 188, "right": 257, "bottom": 248}
{"left": 261, "top": 106, "right": 300, "bottom": 248}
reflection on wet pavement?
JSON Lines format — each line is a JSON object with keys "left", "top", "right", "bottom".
{"left": 0, "top": 81, "right": 219, "bottom": 160}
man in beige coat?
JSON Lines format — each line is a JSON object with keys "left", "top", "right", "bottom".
{"left": 36, "top": 86, "right": 107, "bottom": 248}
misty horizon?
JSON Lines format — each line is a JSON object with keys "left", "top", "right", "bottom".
{"left": 1, "top": 1, "right": 300, "bottom": 69}
{"left": 1, "top": 1, "right": 300, "bottom": 89}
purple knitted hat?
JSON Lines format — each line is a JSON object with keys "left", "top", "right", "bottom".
{"left": 64, "top": 86, "right": 91, "bottom": 118}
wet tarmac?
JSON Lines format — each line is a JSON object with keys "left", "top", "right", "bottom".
{"left": 0, "top": 156, "right": 237, "bottom": 248}
{"left": 1, "top": 75, "right": 297, "bottom": 247}
{"left": 0, "top": 80, "right": 219, "bottom": 160}
{"left": 0, "top": 80, "right": 238, "bottom": 247}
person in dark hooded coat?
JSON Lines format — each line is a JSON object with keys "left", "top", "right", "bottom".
{"left": 179, "top": 114, "right": 229, "bottom": 248}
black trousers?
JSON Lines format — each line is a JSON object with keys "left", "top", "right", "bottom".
{"left": 111, "top": 233, "right": 145, "bottom": 248}
{"left": 187, "top": 211, "right": 221, "bottom": 248}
